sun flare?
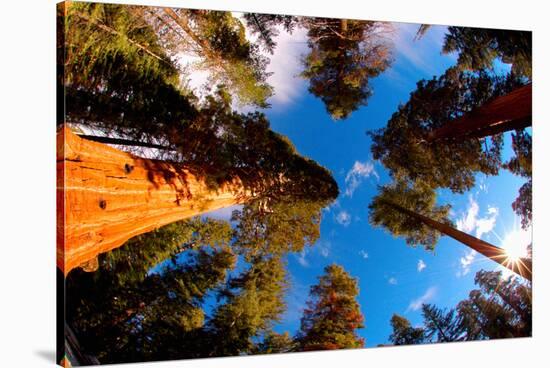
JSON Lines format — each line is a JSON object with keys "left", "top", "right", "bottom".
{"left": 500, "top": 227, "right": 531, "bottom": 263}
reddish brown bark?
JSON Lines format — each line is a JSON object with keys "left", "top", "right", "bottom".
{"left": 57, "top": 127, "right": 251, "bottom": 275}
{"left": 428, "top": 83, "right": 532, "bottom": 141}
{"left": 382, "top": 200, "right": 532, "bottom": 281}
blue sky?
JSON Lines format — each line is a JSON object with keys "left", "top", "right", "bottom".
{"left": 197, "top": 21, "right": 531, "bottom": 347}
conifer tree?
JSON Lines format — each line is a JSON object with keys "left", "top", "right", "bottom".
{"left": 369, "top": 68, "right": 526, "bottom": 193}
{"left": 296, "top": 264, "right": 365, "bottom": 351}
{"left": 443, "top": 27, "right": 532, "bottom": 79}
{"left": 301, "top": 18, "right": 393, "bottom": 120}
{"left": 65, "top": 218, "right": 236, "bottom": 364}
{"left": 387, "top": 270, "right": 532, "bottom": 345}
{"left": 389, "top": 314, "right": 426, "bottom": 345}
{"left": 141, "top": 7, "right": 273, "bottom": 107}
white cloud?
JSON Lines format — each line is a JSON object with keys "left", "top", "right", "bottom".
{"left": 455, "top": 196, "right": 499, "bottom": 240}
{"left": 359, "top": 250, "right": 369, "bottom": 260}
{"left": 417, "top": 259, "right": 427, "bottom": 272}
{"left": 407, "top": 286, "right": 437, "bottom": 312}
{"left": 335, "top": 210, "right": 352, "bottom": 227}
{"left": 295, "top": 240, "right": 330, "bottom": 266}
{"left": 456, "top": 196, "right": 479, "bottom": 233}
{"left": 392, "top": 23, "right": 452, "bottom": 77}
{"left": 458, "top": 249, "right": 476, "bottom": 277}
{"left": 344, "top": 160, "right": 379, "bottom": 197}
{"left": 388, "top": 277, "right": 398, "bottom": 285}
{"left": 318, "top": 241, "right": 331, "bottom": 258}
{"left": 263, "top": 26, "right": 309, "bottom": 106}
{"left": 296, "top": 249, "right": 309, "bottom": 267}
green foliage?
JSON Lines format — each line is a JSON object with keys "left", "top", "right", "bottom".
{"left": 62, "top": 2, "right": 198, "bottom": 141}
{"left": 253, "top": 331, "right": 295, "bottom": 354}
{"left": 389, "top": 314, "right": 426, "bottom": 345}
{"left": 296, "top": 264, "right": 365, "bottom": 351}
{"left": 301, "top": 18, "right": 392, "bottom": 120}
{"left": 443, "top": 27, "right": 532, "bottom": 79}
{"left": 388, "top": 270, "right": 532, "bottom": 345}
{"left": 504, "top": 130, "right": 532, "bottom": 229}
{"left": 144, "top": 8, "right": 273, "bottom": 107}
{"left": 206, "top": 255, "right": 289, "bottom": 357}
{"left": 101, "top": 217, "right": 233, "bottom": 287}
{"left": 421, "top": 304, "right": 464, "bottom": 342}
{"left": 243, "top": 13, "right": 298, "bottom": 54}
{"left": 458, "top": 270, "right": 532, "bottom": 339}
{"left": 370, "top": 68, "right": 518, "bottom": 193}
{"left": 232, "top": 199, "right": 325, "bottom": 260}
{"left": 368, "top": 179, "right": 451, "bottom": 250}
{"left": 65, "top": 218, "right": 236, "bottom": 363}
{"left": 242, "top": 15, "right": 393, "bottom": 119}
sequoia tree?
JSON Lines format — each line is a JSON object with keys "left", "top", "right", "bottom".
{"left": 369, "top": 67, "right": 531, "bottom": 229}
{"left": 368, "top": 179, "right": 532, "bottom": 280}
{"left": 369, "top": 68, "right": 531, "bottom": 193}
{"left": 65, "top": 218, "right": 236, "bottom": 364}
{"left": 59, "top": 2, "right": 338, "bottom": 273}
{"left": 296, "top": 264, "right": 365, "bottom": 351}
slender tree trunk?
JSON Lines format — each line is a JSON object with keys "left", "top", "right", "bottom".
{"left": 57, "top": 127, "right": 252, "bottom": 275}
{"left": 427, "top": 83, "right": 532, "bottom": 142}
{"left": 381, "top": 200, "right": 532, "bottom": 281}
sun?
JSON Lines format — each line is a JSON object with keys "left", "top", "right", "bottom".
{"left": 495, "top": 224, "right": 533, "bottom": 277}
{"left": 500, "top": 226, "right": 531, "bottom": 263}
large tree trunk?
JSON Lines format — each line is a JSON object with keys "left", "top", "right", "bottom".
{"left": 382, "top": 200, "right": 532, "bottom": 281}
{"left": 57, "top": 127, "right": 252, "bottom": 275}
{"left": 428, "top": 83, "right": 532, "bottom": 142}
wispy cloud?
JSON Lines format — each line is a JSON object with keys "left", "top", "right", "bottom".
{"left": 335, "top": 210, "right": 352, "bottom": 227}
{"left": 282, "top": 272, "right": 309, "bottom": 323}
{"left": 458, "top": 249, "right": 476, "bottom": 277}
{"left": 417, "top": 259, "right": 427, "bottom": 272}
{"left": 263, "top": 26, "right": 309, "bottom": 106}
{"left": 318, "top": 240, "right": 331, "bottom": 258}
{"left": 344, "top": 160, "right": 379, "bottom": 197}
{"left": 359, "top": 250, "right": 369, "bottom": 260}
{"left": 388, "top": 277, "right": 398, "bottom": 285}
{"left": 456, "top": 196, "right": 499, "bottom": 239}
{"left": 295, "top": 240, "right": 331, "bottom": 267}
{"left": 407, "top": 286, "right": 437, "bottom": 312}
{"left": 392, "top": 23, "right": 451, "bottom": 77}
{"left": 296, "top": 249, "right": 309, "bottom": 267}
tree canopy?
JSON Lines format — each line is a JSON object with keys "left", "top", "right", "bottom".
{"left": 388, "top": 270, "right": 532, "bottom": 345}
{"left": 141, "top": 7, "right": 274, "bottom": 107}
{"left": 296, "top": 264, "right": 365, "bottom": 350}
{"left": 301, "top": 18, "right": 393, "bottom": 120}
{"left": 369, "top": 68, "right": 530, "bottom": 193}
{"left": 368, "top": 179, "right": 451, "bottom": 250}
{"left": 61, "top": 2, "right": 339, "bottom": 207}
{"left": 443, "top": 27, "right": 532, "bottom": 79}
{"left": 389, "top": 314, "right": 426, "bottom": 345}
{"left": 242, "top": 14, "right": 393, "bottom": 120}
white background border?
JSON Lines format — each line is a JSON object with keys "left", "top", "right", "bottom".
{"left": 1, "top": 0, "right": 548, "bottom": 367}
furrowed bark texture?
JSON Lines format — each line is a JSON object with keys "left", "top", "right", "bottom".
{"left": 57, "top": 127, "right": 251, "bottom": 274}
{"left": 428, "top": 83, "right": 532, "bottom": 141}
